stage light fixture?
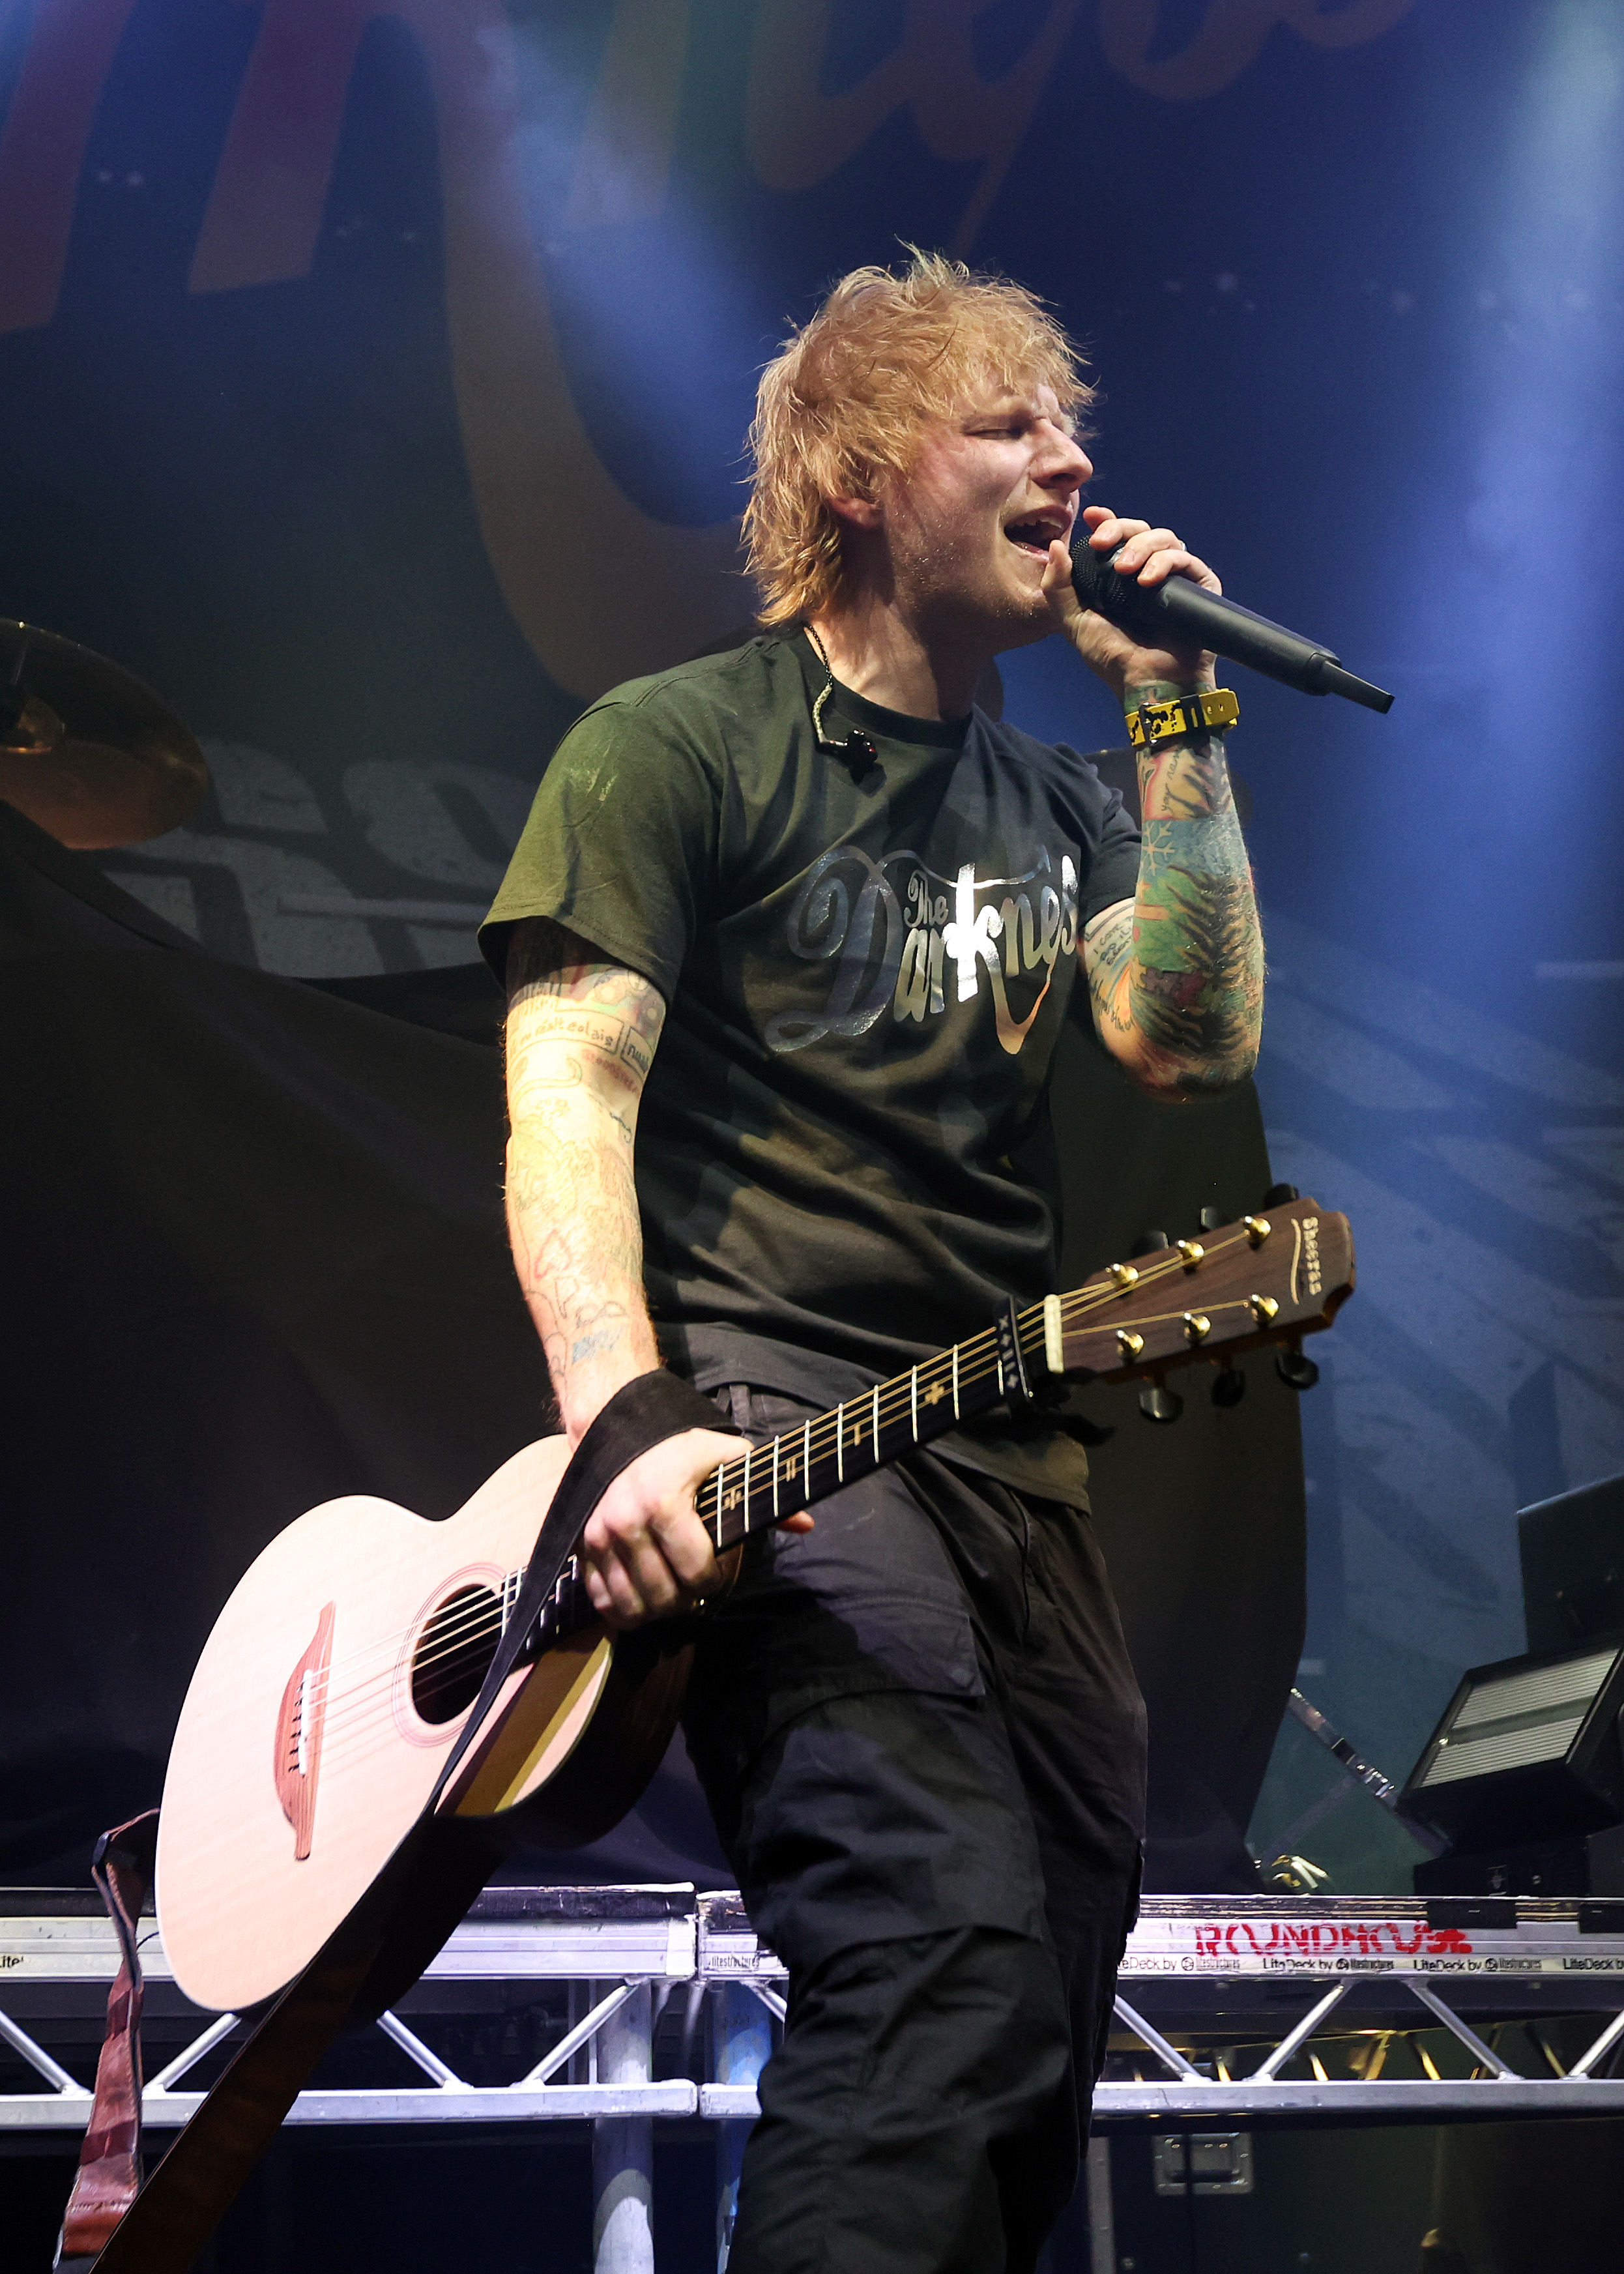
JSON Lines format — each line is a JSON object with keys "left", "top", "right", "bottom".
{"left": 1398, "top": 1636, "right": 1624, "bottom": 1853}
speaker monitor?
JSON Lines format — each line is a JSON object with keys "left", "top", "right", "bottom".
{"left": 1398, "top": 1637, "right": 1624, "bottom": 1851}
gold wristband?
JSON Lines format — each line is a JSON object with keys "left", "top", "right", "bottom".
{"left": 1125, "top": 687, "right": 1239, "bottom": 748}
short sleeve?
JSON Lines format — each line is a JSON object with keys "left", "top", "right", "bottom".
{"left": 1080, "top": 789, "right": 1140, "bottom": 922}
{"left": 480, "top": 693, "right": 721, "bottom": 999}
{"left": 1048, "top": 742, "right": 1140, "bottom": 922}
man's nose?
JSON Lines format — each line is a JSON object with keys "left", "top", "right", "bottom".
{"left": 1039, "top": 427, "right": 1092, "bottom": 488}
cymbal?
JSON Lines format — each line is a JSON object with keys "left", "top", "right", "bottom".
{"left": 0, "top": 620, "right": 209, "bottom": 849}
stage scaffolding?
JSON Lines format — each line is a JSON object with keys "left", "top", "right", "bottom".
{"left": 5, "top": 1888, "right": 1624, "bottom": 2264}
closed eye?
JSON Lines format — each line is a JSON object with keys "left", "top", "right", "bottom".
{"left": 970, "top": 413, "right": 1079, "bottom": 442}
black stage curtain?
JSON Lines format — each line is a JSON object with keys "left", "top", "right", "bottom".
{"left": 0, "top": 803, "right": 729, "bottom": 1889}
{"left": 1, "top": 796, "right": 1300, "bottom": 1896}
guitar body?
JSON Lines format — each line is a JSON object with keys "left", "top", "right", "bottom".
{"left": 155, "top": 1437, "right": 694, "bottom": 2015}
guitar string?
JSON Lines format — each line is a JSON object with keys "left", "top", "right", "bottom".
{"left": 310, "top": 1346, "right": 1227, "bottom": 1777}
{"left": 170, "top": 1228, "right": 1310, "bottom": 1879}
{"left": 302, "top": 1225, "right": 1273, "bottom": 1763}
{"left": 303, "top": 1317, "right": 1032, "bottom": 1769}
{"left": 304, "top": 1330, "right": 1019, "bottom": 1770}
{"left": 283, "top": 1227, "right": 1276, "bottom": 1767}
{"left": 289, "top": 1314, "right": 1009, "bottom": 1736}
{"left": 308, "top": 1302, "right": 1005, "bottom": 1721}
{"left": 285, "top": 1226, "right": 1278, "bottom": 1762}
{"left": 358, "top": 1225, "right": 1253, "bottom": 1700}
{"left": 300, "top": 1330, "right": 1286, "bottom": 1781}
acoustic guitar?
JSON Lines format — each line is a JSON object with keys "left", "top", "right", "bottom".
{"left": 154, "top": 1195, "right": 1352, "bottom": 2017}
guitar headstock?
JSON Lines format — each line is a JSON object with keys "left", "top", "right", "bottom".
{"left": 1055, "top": 1196, "right": 1354, "bottom": 1386}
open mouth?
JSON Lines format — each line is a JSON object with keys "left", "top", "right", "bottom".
{"left": 1004, "top": 517, "right": 1066, "bottom": 558}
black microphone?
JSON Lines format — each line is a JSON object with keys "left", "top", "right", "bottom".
{"left": 1069, "top": 533, "right": 1393, "bottom": 713}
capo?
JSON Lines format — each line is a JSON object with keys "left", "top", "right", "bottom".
{"left": 996, "top": 1298, "right": 1034, "bottom": 1414}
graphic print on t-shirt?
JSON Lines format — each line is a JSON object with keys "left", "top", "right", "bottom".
{"left": 480, "top": 635, "right": 1141, "bottom": 1420}
{"left": 765, "top": 840, "right": 1080, "bottom": 1058}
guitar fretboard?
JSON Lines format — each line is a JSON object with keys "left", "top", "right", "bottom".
{"left": 689, "top": 1316, "right": 1034, "bottom": 1546}
{"left": 491, "top": 1205, "right": 1332, "bottom": 1661}
{"left": 511, "top": 1303, "right": 1049, "bottom": 1655}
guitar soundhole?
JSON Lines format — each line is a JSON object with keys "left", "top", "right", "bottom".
{"left": 411, "top": 1584, "right": 502, "bottom": 1724}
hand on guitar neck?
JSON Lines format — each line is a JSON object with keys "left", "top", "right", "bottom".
{"left": 576, "top": 1423, "right": 780, "bottom": 1625}
{"left": 502, "top": 918, "right": 811, "bottom": 1629}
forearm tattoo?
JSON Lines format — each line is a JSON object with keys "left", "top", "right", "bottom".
{"left": 1086, "top": 682, "right": 1264, "bottom": 1096}
{"left": 502, "top": 918, "right": 667, "bottom": 1432}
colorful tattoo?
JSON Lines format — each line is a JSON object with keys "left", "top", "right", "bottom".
{"left": 1084, "top": 683, "right": 1264, "bottom": 1096}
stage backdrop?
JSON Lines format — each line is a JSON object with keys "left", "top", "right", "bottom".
{"left": 1, "top": 0, "right": 1621, "bottom": 1889}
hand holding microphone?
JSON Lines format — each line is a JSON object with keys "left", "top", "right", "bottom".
{"left": 1044, "top": 506, "right": 1393, "bottom": 712}
{"left": 1041, "top": 508, "right": 1221, "bottom": 698}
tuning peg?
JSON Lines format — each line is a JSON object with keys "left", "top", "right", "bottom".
{"left": 1138, "top": 1383, "right": 1183, "bottom": 1423}
{"left": 1130, "top": 1230, "right": 1170, "bottom": 1257}
{"left": 1211, "top": 1365, "right": 1247, "bottom": 1408}
{"left": 1264, "top": 1183, "right": 1300, "bottom": 1206}
{"left": 1198, "top": 1207, "right": 1223, "bottom": 1232}
{"left": 1068, "top": 1414, "right": 1117, "bottom": 1447}
{"left": 1276, "top": 1346, "right": 1320, "bottom": 1392}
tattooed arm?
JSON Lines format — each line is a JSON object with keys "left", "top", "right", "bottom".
{"left": 504, "top": 915, "right": 668, "bottom": 1433}
{"left": 1042, "top": 509, "right": 1264, "bottom": 1098}
{"left": 503, "top": 916, "right": 772, "bottom": 1626}
{"left": 1081, "top": 710, "right": 1261, "bottom": 1095}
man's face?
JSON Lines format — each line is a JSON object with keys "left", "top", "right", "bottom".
{"left": 874, "top": 381, "right": 1094, "bottom": 647}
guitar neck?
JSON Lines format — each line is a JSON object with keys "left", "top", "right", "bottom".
{"left": 521, "top": 1305, "right": 1046, "bottom": 1655}
{"left": 691, "top": 1313, "right": 1039, "bottom": 1552}
{"left": 517, "top": 1197, "right": 1354, "bottom": 1658}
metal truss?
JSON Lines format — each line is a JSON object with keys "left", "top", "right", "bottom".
{"left": 1099, "top": 1893, "right": 1624, "bottom": 2120}
{"left": 0, "top": 1888, "right": 731, "bottom": 2132}
{"left": 4, "top": 1889, "right": 1624, "bottom": 2134}
{"left": 1102, "top": 1977, "right": 1624, "bottom": 2120}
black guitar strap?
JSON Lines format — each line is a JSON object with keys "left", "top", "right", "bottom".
{"left": 83, "top": 1369, "right": 725, "bottom": 2274}
{"left": 429, "top": 1369, "right": 721, "bottom": 1809}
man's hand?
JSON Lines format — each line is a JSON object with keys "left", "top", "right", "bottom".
{"left": 579, "top": 1423, "right": 815, "bottom": 1629}
{"left": 1041, "top": 505, "right": 1219, "bottom": 699}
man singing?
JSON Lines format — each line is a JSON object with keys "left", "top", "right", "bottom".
{"left": 481, "top": 252, "right": 1262, "bottom": 2272}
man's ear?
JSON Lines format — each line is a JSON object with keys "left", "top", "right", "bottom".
{"left": 826, "top": 486, "right": 882, "bottom": 532}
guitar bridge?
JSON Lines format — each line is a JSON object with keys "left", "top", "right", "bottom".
{"left": 274, "top": 1602, "right": 335, "bottom": 1861}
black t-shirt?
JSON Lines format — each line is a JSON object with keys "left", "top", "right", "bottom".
{"left": 482, "top": 632, "right": 1140, "bottom": 1500}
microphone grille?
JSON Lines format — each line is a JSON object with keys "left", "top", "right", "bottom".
{"left": 1068, "top": 532, "right": 1137, "bottom": 621}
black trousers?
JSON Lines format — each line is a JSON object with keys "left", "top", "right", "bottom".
{"left": 681, "top": 1386, "right": 1147, "bottom": 2274}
